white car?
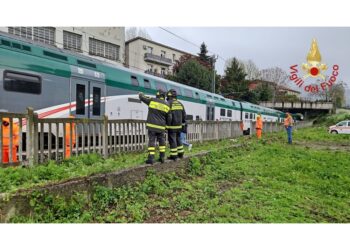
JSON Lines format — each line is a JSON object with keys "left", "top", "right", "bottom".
{"left": 328, "top": 120, "right": 350, "bottom": 134}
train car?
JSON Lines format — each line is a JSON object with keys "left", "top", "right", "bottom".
{"left": 0, "top": 31, "right": 284, "bottom": 136}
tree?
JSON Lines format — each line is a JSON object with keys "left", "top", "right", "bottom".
{"left": 198, "top": 42, "right": 211, "bottom": 65}
{"left": 255, "top": 83, "right": 273, "bottom": 101}
{"left": 125, "top": 27, "right": 152, "bottom": 41}
{"left": 240, "top": 60, "right": 261, "bottom": 80}
{"left": 170, "top": 59, "right": 212, "bottom": 91}
{"left": 260, "top": 67, "right": 288, "bottom": 85}
{"left": 221, "top": 57, "right": 247, "bottom": 98}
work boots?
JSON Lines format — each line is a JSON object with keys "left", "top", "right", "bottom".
{"left": 145, "top": 154, "right": 155, "bottom": 165}
{"left": 158, "top": 152, "right": 165, "bottom": 163}
{"left": 167, "top": 155, "right": 177, "bottom": 161}
{"left": 178, "top": 153, "right": 184, "bottom": 159}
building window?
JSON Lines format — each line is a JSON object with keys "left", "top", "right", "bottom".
{"left": 63, "top": 31, "right": 82, "bottom": 52}
{"left": 3, "top": 70, "right": 41, "bottom": 95}
{"left": 220, "top": 109, "right": 226, "bottom": 116}
{"left": 147, "top": 46, "right": 153, "bottom": 54}
{"left": 89, "top": 38, "right": 120, "bottom": 61}
{"left": 33, "top": 27, "right": 55, "bottom": 45}
{"left": 161, "top": 50, "right": 166, "bottom": 58}
{"left": 227, "top": 110, "right": 232, "bottom": 117}
{"left": 161, "top": 67, "right": 166, "bottom": 75}
{"left": 8, "top": 27, "right": 33, "bottom": 39}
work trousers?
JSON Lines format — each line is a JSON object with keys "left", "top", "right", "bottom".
{"left": 256, "top": 128, "right": 262, "bottom": 139}
{"left": 168, "top": 130, "right": 184, "bottom": 157}
{"left": 148, "top": 130, "right": 166, "bottom": 158}
{"left": 286, "top": 126, "right": 293, "bottom": 144}
{"left": 2, "top": 146, "right": 17, "bottom": 163}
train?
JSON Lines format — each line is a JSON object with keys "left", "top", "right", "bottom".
{"left": 0, "top": 31, "right": 285, "bottom": 135}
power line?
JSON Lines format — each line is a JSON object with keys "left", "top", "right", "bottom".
{"left": 158, "top": 27, "right": 227, "bottom": 62}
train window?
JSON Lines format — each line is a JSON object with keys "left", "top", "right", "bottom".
{"left": 227, "top": 110, "right": 232, "bottom": 117}
{"left": 144, "top": 79, "right": 151, "bottom": 89}
{"left": 76, "top": 84, "right": 86, "bottom": 115}
{"left": 207, "top": 95, "right": 212, "bottom": 99}
{"left": 250, "top": 113, "right": 253, "bottom": 119}
{"left": 220, "top": 98, "right": 225, "bottom": 101}
{"left": 245, "top": 113, "right": 249, "bottom": 119}
{"left": 220, "top": 108, "right": 226, "bottom": 116}
{"left": 196, "top": 115, "right": 200, "bottom": 121}
{"left": 131, "top": 76, "right": 139, "bottom": 86}
{"left": 195, "top": 92, "right": 200, "bottom": 99}
{"left": 186, "top": 115, "right": 193, "bottom": 121}
{"left": 92, "top": 87, "right": 101, "bottom": 116}
{"left": 170, "top": 86, "right": 181, "bottom": 96}
{"left": 184, "top": 89, "right": 193, "bottom": 98}
{"left": 3, "top": 71, "right": 42, "bottom": 95}
{"left": 156, "top": 82, "right": 167, "bottom": 92}
{"left": 214, "top": 96, "right": 219, "bottom": 100}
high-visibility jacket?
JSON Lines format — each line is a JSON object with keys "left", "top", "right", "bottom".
{"left": 284, "top": 115, "right": 294, "bottom": 127}
{"left": 167, "top": 98, "right": 186, "bottom": 131}
{"left": 256, "top": 117, "right": 263, "bottom": 130}
{"left": 139, "top": 94, "right": 172, "bottom": 132}
{"left": 2, "top": 118, "right": 19, "bottom": 147}
{"left": 65, "top": 121, "right": 76, "bottom": 145}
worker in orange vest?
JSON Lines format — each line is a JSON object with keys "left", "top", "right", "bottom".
{"left": 65, "top": 115, "right": 76, "bottom": 158}
{"left": 240, "top": 120, "right": 244, "bottom": 134}
{"left": 256, "top": 113, "right": 263, "bottom": 139}
{"left": 2, "top": 118, "right": 19, "bottom": 163}
{"left": 284, "top": 112, "right": 294, "bottom": 144}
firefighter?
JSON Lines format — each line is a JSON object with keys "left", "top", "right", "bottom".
{"left": 284, "top": 112, "right": 294, "bottom": 144}
{"left": 166, "top": 89, "right": 186, "bottom": 160}
{"left": 2, "top": 118, "right": 19, "bottom": 163}
{"left": 256, "top": 113, "right": 263, "bottom": 139}
{"left": 139, "top": 90, "right": 171, "bottom": 164}
{"left": 65, "top": 115, "right": 76, "bottom": 158}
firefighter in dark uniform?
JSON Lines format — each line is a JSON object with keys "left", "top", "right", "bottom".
{"left": 166, "top": 89, "right": 186, "bottom": 160}
{"left": 139, "top": 90, "right": 171, "bottom": 164}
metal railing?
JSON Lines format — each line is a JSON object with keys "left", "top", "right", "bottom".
{"left": 0, "top": 108, "right": 313, "bottom": 167}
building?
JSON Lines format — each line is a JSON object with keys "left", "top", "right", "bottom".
{"left": 125, "top": 36, "right": 191, "bottom": 77}
{"left": 248, "top": 79, "right": 301, "bottom": 100}
{"left": 0, "top": 27, "right": 125, "bottom": 66}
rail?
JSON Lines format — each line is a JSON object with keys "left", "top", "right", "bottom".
{"left": 0, "top": 108, "right": 312, "bottom": 167}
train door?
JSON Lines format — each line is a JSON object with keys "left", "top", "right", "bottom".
{"left": 71, "top": 78, "right": 105, "bottom": 119}
{"left": 206, "top": 102, "right": 215, "bottom": 121}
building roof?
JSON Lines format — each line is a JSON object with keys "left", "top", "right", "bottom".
{"left": 277, "top": 85, "right": 301, "bottom": 94}
{"left": 125, "top": 36, "right": 192, "bottom": 55}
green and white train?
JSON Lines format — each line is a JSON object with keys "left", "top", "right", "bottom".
{"left": 0, "top": 31, "right": 285, "bottom": 134}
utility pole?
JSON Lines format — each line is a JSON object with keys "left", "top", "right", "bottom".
{"left": 212, "top": 54, "right": 218, "bottom": 93}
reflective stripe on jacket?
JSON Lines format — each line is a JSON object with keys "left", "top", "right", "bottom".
{"left": 167, "top": 99, "right": 186, "bottom": 131}
{"left": 139, "top": 94, "right": 171, "bottom": 132}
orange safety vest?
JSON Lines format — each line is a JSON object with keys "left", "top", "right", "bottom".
{"left": 256, "top": 117, "right": 263, "bottom": 129}
{"left": 284, "top": 116, "right": 293, "bottom": 127}
{"left": 2, "top": 118, "right": 19, "bottom": 147}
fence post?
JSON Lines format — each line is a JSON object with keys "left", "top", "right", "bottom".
{"left": 102, "top": 115, "right": 108, "bottom": 159}
{"left": 200, "top": 122, "right": 203, "bottom": 143}
{"left": 26, "top": 107, "right": 34, "bottom": 167}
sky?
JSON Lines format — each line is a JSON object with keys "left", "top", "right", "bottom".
{"left": 143, "top": 27, "right": 350, "bottom": 105}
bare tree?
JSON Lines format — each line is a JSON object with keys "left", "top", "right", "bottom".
{"left": 239, "top": 59, "right": 261, "bottom": 80}
{"left": 260, "top": 67, "right": 288, "bottom": 85}
{"left": 125, "top": 27, "right": 152, "bottom": 41}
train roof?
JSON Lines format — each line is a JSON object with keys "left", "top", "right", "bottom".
{"left": 0, "top": 31, "right": 283, "bottom": 116}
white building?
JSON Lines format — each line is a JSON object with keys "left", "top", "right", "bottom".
{"left": 0, "top": 27, "right": 125, "bottom": 66}
{"left": 125, "top": 36, "right": 192, "bottom": 77}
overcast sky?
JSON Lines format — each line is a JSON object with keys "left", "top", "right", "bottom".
{"left": 143, "top": 27, "right": 350, "bottom": 100}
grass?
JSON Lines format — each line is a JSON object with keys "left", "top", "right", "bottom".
{"left": 0, "top": 139, "right": 234, "bottom": 194}
{"left": 9, "top": 126, "right": 350, "bottom": 223}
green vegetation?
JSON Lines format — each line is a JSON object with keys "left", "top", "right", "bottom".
{"left": 10, "top": 126, "right": 350, "bottom": 223}
{"left": 0, "top": 139, "right": 233, "bottom": 194}
{"left": 314, "top": 111, "right": 350, "bottom": 126}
